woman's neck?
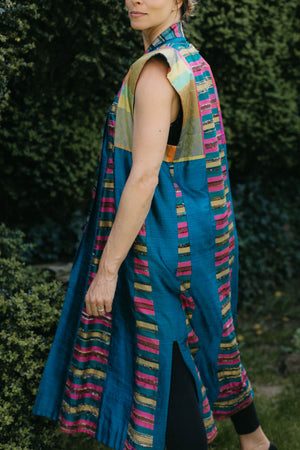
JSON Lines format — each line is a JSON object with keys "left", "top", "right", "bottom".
{"left": 142, "top": 19, "right": 180, "bottom": 51}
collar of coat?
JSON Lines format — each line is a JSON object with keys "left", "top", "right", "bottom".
{"left": 147, "top": 22, "right": 185, "bottom": 53}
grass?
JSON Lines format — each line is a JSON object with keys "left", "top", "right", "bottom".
{"left": 58, "top": 283, "right": 300, "bottom": 450}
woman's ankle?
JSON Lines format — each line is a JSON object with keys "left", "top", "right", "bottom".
{"left": 239, "top": 426, "right": 270, "bottom": 450}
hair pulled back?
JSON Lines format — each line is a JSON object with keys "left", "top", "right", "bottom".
{"left": 180, "top": 0, "right": 197, "bottom": 20}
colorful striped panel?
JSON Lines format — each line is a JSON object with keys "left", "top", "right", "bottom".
{"left": 187, "top": 49, "right": 253, "bottom": 416}
{"left": 58, "top": 100, "right": 118, "bottom": 437}
{"left": 169, "top": 164, "right": 217, "bottom": 443}
{"left": 124, "top": 223, "right": 159, "bottom": 450}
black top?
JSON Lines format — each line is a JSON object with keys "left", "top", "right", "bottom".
{"left": 167, "top": 104, "right": 183, "bottom": 146}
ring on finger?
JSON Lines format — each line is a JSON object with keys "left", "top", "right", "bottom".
{"left": 97, "top": 307, "right": 105, "bottom": 312}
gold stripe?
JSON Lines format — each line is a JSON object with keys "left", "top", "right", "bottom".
{"left": 214, "top": 389, "right": 252, "bottom": 407}
{"left": 177, "top": 206, "right": 186, "bottom": 214}
{"left": 78, "top": 329, "right": 111, "bottom": 342}
{"left": 136, "top": 356, "right": 159, "bottom": 370}
{"left": 134, "top": 244, "right": 147, "bottom": 253}
{"left": 211, "top": 197, "right": 226, "bottom": 209}
{"left": 62, "top": 401, "right": 99, "bottom": 416}
{"left": 69, "top": 365, "right": 106, "bottom": 378}
{"left": 99, "top": 220, "right": 113, "bottom": 228}
{"left": 171, "top": 154, "right": 206, "bottom": 163}
{"left": 206, "top": 159, "right": 221, "bottom": 169}
{"left": 134, "top": 282, "right": 152, "bottom": 292}
{"left": 136, "top": 320, "right": 158, "bottom": 332}
{"left": 134, "top": 392, "right": 156, "bottom": 408}
{"left": 221, "top": 301, "right": 231, "bottom": 316}
{"left": 229, "top": 255, "right": 234, "bottom": 266}
{"left": 178, "top": 245, "right": 190, "bottom": 254}
{"left": 215, "top": 232, "right": 229, "bottom": 244}
{"left": 103, "top": 181, "right": 114, "bottom": 189}
{"left": 216, "top": 267, "right": 229, "bottom": 280}
{"left": 180, "top": 281, "right": 191, "bottom": 291}
{"left": 217, "top": 368, "right": 242, "bottom": 378}
{"left": 220, "top": 341, "right": 236, "bottom": 349}
{"left": 127, "top": 423, "right": 153, "bottom": 446}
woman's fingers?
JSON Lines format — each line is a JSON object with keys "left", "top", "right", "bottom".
{"left": 84, "top": 274, "right": 117, "bottom": 316}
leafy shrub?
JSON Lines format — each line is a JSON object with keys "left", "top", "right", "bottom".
{"left": 232, "top": 178, "right": 300, "bottom": 305}
{"left": 1, "top": 0, "right": 299, "bottom": 231}
{"left": 0, "top": 223, "right": 65, "bottom": 448}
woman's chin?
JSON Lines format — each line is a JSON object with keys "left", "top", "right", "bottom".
{"left": 129, "top": 22, "right": 146, "bottom": 31}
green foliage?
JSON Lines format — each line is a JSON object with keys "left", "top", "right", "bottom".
{"left": 187, "top": 0, "right": 300, "bottom": 176}
{"left": 232, "top": 178, "right": 300, "bottom": 303}
{"left": 0, "top": 223, "right": 65, "bottom": 448}
{"left": 1, "top": 0, "right": 299, "bottom": 231}
{"left": 0, "top": 0, "right": 141, "bottom": 228}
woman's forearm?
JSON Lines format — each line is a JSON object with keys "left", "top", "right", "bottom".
{"left": 98, "top": 172, "right": 158, "bottom": 278}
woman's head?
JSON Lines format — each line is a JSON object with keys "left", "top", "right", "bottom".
{"left": 125, "top": 1, "right": 196, "bottom": 33}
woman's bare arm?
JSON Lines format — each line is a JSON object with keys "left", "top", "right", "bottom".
{"left": 85, "top": 56, "right": 180, "bottom": 316}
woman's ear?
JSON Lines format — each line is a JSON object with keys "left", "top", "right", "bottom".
{"left": 173, "top": 0, "right": 183, "bottom": 12}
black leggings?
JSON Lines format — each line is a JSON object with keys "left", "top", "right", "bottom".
{"left": 165, "top": 342, "right": 260, "bottom": 449}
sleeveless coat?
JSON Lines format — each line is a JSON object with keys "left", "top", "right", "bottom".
{"left": 33, "top": 23, "right": 253, "bottom": 450}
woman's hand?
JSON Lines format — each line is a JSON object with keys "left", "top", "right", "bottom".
{"left": 85, "top": 269, "right": 118, "bottom": 316}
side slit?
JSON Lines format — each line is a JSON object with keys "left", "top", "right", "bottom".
{"left": 165, "top": 341, "right": 208, "bottom": 450}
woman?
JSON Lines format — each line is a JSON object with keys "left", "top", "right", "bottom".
{"left": 33, "top": 1, "right": 277, "bottom": 449}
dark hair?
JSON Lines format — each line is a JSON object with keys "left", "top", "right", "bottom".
{"left": 180, "top": 0, "right": 197, "bottom": 20}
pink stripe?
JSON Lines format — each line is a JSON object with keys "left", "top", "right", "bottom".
{"left": 80, "top": 316, "right": 112, "bottom": 327}
{"left": 172, "top": 23, "right": 181, "bottom": 37}
{"left": 135, "top": 269, "right": 149, "bottom": 276}
{"left": 75, "top": 344, "right": 109, "bottom": 354}
{"left": 178, "top": 221, "right": 187, "bottom": 228}
{"left": 219, "top": 281, "right": 230, "bottom": 293}
{"left": 60, "top": 428, "right": 95, "bottom": 436}
{"left": 67, "top": 380, "right": 103, "bottom": 391}
{"left": 131, "top": 415, "right": 154, "bottom": 430}
{"left": 218, "top": 350, "right": 240, "bottom": 359}
{"left": 136, "top": 307, "right": 155, "bottom": 316}
{"left": 209, "top": 185, "right": 224, "bottom": 193}
{"left": 216, "top": 221, "right": 228, "bottom": 231}
{"left": 177, "top": 261, "right": 191, "bottom": 268}
{"left": 215, "top": 248, "right": 229, "bottom": 258}
{"left": 219, "top": 380, "right": 246, "bottom": 391}
{"left": 135, "top": 257, "right": 148, "bottom": 266}
{"left": 95, "top": 235, "right": 108, "bottom": 241}
{"left": 94, "top": 244, "right": 105, "bottom": 251}
{"left": 137, "top": 343, "right": 159, "bottom": 354}
{"left": 101, "top": 197, "right": 115, "bottom": 202}
{"left": 65, "top": 390, "right": 101, "bottom": 400}
{"left": 213, "top": 399, "right": 251, "bottom": 417}
{"left": 137, "top": 335, "right": 159, "bottom": 345}
{"left": 217, "top": 358, "right": 240, "bottom": 366}
{"left": 73, "top": 355, "right": 107, "bottom": 364}
{"left": 136, "top": 371, "right": 158, "bottom": 382}
{"left": 59, "top": 417, "right": 96, "bottom": 428}
{"left": 134, "top": 297, "right": 154, "bottom": 306}
{"left": 178, "top": 232, "right": 189, "bottom": 238}
{"left": 207, "top": 175, "right": 224, "bottom": 182}
{"left": 99, "top": 206, "right": 115, "bottom": 212}
{"left": 133, "top": 407, "right": 155, "bottom": 421}
{"left": 136, "top": 379, "right": 158, "bottom": 391}
{"left": 223, "top": 326, "right": 234, "bottom": 337}
{"left": 215, "top": 256, "right": 229, "bottom": 266}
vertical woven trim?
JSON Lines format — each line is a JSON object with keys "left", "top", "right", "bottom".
{"left": 124, "top": 222, "right": 160, "bottom": 450}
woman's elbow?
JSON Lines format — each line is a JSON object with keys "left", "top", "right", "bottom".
{"left": 129, "top": 170, "right": 159, "bottom": 192}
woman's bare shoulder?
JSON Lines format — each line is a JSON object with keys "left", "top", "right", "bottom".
{"left": 135, "top": 54, "right": 175, "bottom": 101}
